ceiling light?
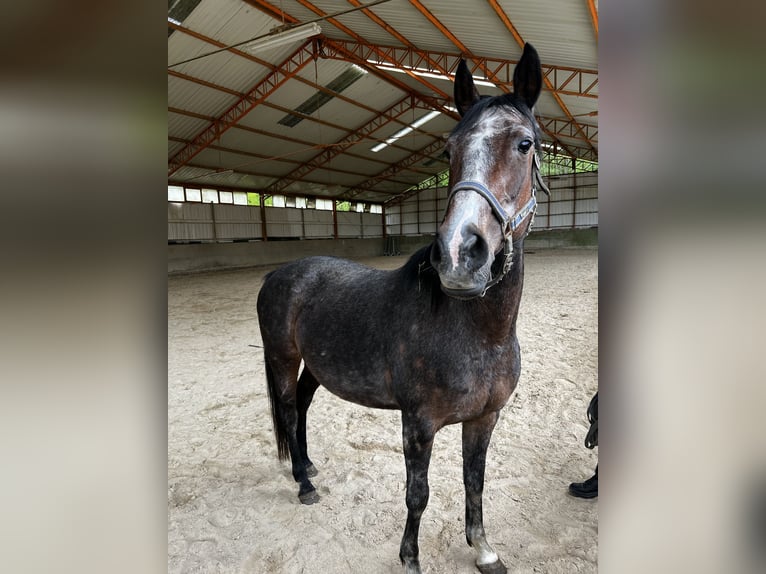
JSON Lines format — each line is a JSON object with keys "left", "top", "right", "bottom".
{"left": 367, "top": 59, "right": 497, "bottom": 88}
{"left": 242, "top": 22, "right": 322, "bottom": 54}
{"left": 371, "top": 110, "right": 441, "bottom": 152}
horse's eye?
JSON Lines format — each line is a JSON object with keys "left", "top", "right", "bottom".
{"left": 518, "top": 139, "right": 533, "bottom": 154}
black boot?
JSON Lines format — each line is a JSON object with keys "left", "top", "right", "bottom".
{"left": 569, "top": 466, "right": 598, "bottom": 499}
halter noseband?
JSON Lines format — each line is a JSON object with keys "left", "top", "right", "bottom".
{"left": 445, "top": 153, "right": 549, "bottom": 295}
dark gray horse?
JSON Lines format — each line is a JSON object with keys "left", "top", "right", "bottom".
{"left": 257, "top": 43, "right": 546, "bottom": 574}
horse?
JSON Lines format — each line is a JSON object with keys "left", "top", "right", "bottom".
{"left": 257, "top": 43, "right": 548, "bottom": 574}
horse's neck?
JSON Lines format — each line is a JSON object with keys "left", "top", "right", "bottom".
{"left": 475, "top": 246, "right": 525, "bottom": 340}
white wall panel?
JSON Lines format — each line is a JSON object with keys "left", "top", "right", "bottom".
{"left": 362, "top": 213, "right": 383, "bottom": 238}
{"left": 550, "top": 200, "right": 574, "bottom": 215}
{"left": 575, "top": 212, "right": 599, "bottom": 227}
{"left": 265, "top": 207, "right": 303, "bottom": 238}
{"left": 337, "top": 211, "right": 362, "bottom": 238}
{"left": 548, "top": 214, "right": 574, "bottom": 228}
{"left": 577, "top": 198, "right": 598, "bottom": 214}
{"left": 303, "top": 209, "right": 334, "bottom": 238}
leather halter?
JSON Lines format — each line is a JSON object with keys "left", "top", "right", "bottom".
{"left": 445, "top": 153, "right": 550, "bottom": 295}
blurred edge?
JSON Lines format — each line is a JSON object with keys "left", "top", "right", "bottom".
{"left": 601, "top": 1, "right": 766, "bottom": 573}
{"left": 0, "top": 2, "right": 167, "bottom": 574}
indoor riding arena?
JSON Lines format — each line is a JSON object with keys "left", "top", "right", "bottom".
{"left": 168, "top": 1, "right": 598, "bottom": 572}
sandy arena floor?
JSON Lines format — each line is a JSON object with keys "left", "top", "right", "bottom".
{"left": 168, "top": 247, "right": 598, "bottom": 573}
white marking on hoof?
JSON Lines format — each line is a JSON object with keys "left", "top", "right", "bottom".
{"left": 477, "top": 549, "right": 499, "bottom": 566}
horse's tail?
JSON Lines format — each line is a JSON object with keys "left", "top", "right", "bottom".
{"left": 264, "top": 353, "right": 290, "bottom": 461}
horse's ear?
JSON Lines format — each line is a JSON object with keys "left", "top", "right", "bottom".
{"left": 513, "top": 43, "right": 542, "bottom": 110}
{"left": 454, "top": 59, "right": 480, "bottom": 117}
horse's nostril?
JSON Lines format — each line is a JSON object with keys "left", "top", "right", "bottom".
{"left": 464, "top": 232, "right": 489, "bottom": 271}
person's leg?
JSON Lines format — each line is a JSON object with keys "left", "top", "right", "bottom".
{"left": 569, "top": 465, "right": 598, "bottom": 499}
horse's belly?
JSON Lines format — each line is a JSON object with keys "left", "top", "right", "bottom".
{"left": 303, "top": 358, "right": 399, "bottom": 410}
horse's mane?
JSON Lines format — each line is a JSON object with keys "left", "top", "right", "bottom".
{"left": 398, "top": 243, "right": 445, "bottom": 311}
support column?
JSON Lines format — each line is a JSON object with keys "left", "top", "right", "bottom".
{"left": 332, "top": 201, "right": 339, "bottom": 239}
{"left": 259, "top": 194, "right": 268, "bottom": 241}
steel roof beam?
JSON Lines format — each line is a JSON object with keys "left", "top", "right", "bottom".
{"left": 168, "top": 68, "right": 437, "bottom": 167}
{"left": 342, "top": 138, "right": 448, "bottom": 200}
{"left": 322, "top": 39, "right": 598, "bottom": 97}
{"left": 168, "top": 137, "right": 412, "bottom": 183}
{"left": 247, "top": 0, "right": 458, "bottom": 111}
{"left": 323, "top": 38, "right": 590, "bottom": 159}
{"left": 392, "top": 93, "right": 597, "bottom": 152}
{"left": 168, "top": 22, "right": 441, "bottom": 177}
{"left": 407, "top": 0, "right": 585, "bottom": 159}
{"left": 168, "top": 105, "right": 418, "bottom": 172}
{"left": 538, "top": 116, "right": 598, "bottom": 143}
{"left": 168, "top": 41, "right": 315, "bottom": 177}
{"left": 587, "top": 0, "right": 599, "bottom": 41}
{"left": 169, "top": 60, "right": 423, "bottom": 133}
{"left": 182, "top": 161, "right": 409, "bottom": 190}
{"left": 487, "top": 0, "right": 597, "bottom": 157}
{"left": 267, "top": 95, "right": 419, "bottom": 194}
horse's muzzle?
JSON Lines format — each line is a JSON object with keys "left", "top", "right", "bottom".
{"left": 430, "top": 225, "right": 493, "bottom": 299}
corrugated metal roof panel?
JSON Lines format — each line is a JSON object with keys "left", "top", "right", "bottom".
{"left": 327, "top": 1, "right": 453, "bottom": 52}
{"left": 168, "top": 111, "right": 209, "bottom": 141}
{"left": 269, "top": 1, "right": 356, "bottom": 41}
{"left": 168, "top": 140, "right": 185, "bottom": 156}
{"left": 218, "top": 126, "right": 312, "bottom": 160}
{"left": 296, "top": 168, "right": 365, "bottom": 188}
{"left": 302, "top": 4, "right": 411, "bottom": 48}
{"left": 240, "top": 103, "right": 349, "bottom": 145}
{"left": 492, "top": 0, "right": 597, "bottom": 69}
{"left": 168, "top": 74, "right": 236, "bottom": 117}
{"left": 194, "top": 148, "right": 297, "bottom": 176}
{"left": 394, "top": 1, "right": 522, "bottom": 57}
{"left": 557, "top": 94, "right": 598, "bottom": 121}
{"left": 181, "top": 0, "right": 274, "bottom": 48}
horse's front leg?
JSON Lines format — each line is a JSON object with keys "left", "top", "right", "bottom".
{"left": 399, "top": 416, "right": 435, "bottom": 574}
{"left": 462, "top": 411, "right": 506, "bottom": 574}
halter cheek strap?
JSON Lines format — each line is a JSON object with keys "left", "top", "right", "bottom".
{"left": 445, "top": 154, "right": 548, "bottom": 295}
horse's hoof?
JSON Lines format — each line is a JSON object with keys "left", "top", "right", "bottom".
{"left": 299, "top": 489, "right": 320, "bottom": 505}
{"left": 477, "top": 559, "right": 507, "bottom": 574}
{"left": 305, "top": 463, "right": 318, "bottom": 477}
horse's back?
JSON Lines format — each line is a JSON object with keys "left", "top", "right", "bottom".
{"left": 257, "top": 255, "right": 401, "bottom": 408}
{"left": 257, "top": 255, "right": 389, "bottom": 347}
{"left": 258, "top": 256, "right": 381, "bottom": 308}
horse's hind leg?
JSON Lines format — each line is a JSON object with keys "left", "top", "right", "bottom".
{"left": 265, "top": 356, "right": 320, "bottom": 505}
{"left": 462, "top": 411, "right": 506, "bottom": 574}
{"left": 297, "top": 368, "right": 320, "bottom": 477}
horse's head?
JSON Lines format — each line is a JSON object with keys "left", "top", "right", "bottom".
{"left": 431, "top": 43, "right": 545, "bottom": 299}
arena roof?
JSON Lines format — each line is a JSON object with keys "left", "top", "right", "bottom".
{"left": 168, "top": 0, "right": 598, "bottom": 204}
